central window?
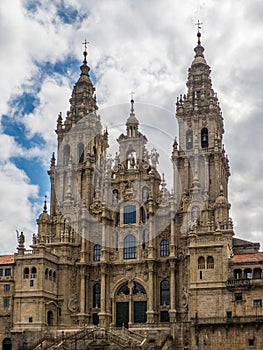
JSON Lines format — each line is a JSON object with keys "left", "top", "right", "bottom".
{"left": 124, "top": 235, "right": 136, "bottom": 259}
{"left": 124, "top": 205, "right": 136, "bottom": 224}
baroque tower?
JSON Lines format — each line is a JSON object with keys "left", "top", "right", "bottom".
{"left": 172, "top": 30, "right": 234, "bottom": 336}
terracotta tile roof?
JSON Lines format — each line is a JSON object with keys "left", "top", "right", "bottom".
{"left": 0, "top": 255, "right": 14, "bottom": 265}
{"left": 233, "top": 252, "right": 263, "bottom": 263}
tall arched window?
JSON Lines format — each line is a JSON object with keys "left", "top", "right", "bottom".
{"left": 63, "top": 144, "right": 70, "bottom": 165}
{"left": 93, "top": 283, "right": 101, "bottom": 308}
{"left": 47, "top": 310, "right": 54, "bottom": 326}
{"left": 31, "top": 267, "right": 37, "bottom": 278}
{"left": 124, "top": 205, "right": 136, "bottom": 224}
{"left": 24, "top": 267, "right": 29, "bottom": 279}
{"left": 45, "top": 268, "right": 48, "bottom": 280}
{"left": 186, "top": 129, "right": 193, "bottom": 149}
{"left": 160, "top": 239, "right": 169, "bottom": 257}
{"left": 201, "top": 128, "right": 208, "bottom": 148}
{"left": 93, "top": 244, "right": 101, "bottom": 261}
{"left": 207, "top": 256, "right": 214, "bottom": 269}
{"left": 78, "top": 143, "right": 84, "bottom": 163}
{"left": 254, "top": 268, "right": 262, "bottom": 279}
{"left": 160, "top": 280, "right": 170, "bottom": 305}
{"left": 198, "top": 257, "right": 205, "bottom": 269}
{"left": 124, "top": 235, "right": 136, "bottom": 259}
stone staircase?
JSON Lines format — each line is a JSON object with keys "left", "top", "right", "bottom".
{"left": 30, "top": 326, "right": 148, "bottom": 350}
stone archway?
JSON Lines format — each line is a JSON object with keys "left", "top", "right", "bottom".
{"left": 3, "top": 338, "right": 12, "bottom": 350}
{"left": 115, "top": 281, "right": 147, "bottom": 327}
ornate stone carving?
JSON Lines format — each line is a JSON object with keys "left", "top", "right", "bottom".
{"left": 68, "top": 294, "right": 80, "bottom": 313}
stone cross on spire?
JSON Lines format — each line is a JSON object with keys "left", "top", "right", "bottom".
{"left": 82, "top": 39, "right": 89, "bottom": 50}
{"left": 195, "top": 20, "right": 203, "bottom": 45}
{"left": 82, "top": 39, "right": 89, "bottom": 64}
{"left": 195, "top": 20, "right": 202, "bottom": 33}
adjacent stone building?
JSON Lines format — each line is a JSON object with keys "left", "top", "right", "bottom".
{"left": 1, "top": 31, "right": 263, "bottom": 350}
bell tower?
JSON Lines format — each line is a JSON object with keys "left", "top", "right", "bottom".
{"left": 172, "top": 29, "right": 231, "bottom": 229}
{"left": 172, "top": 29, "right": 234, "bottom": 325}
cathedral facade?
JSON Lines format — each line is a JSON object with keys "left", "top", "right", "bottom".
{"left": 1, "top": 32, "right": 263, "bottom": 350}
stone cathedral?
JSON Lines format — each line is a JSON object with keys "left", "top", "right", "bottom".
{"left": 1, "top": 31, "right": 263, "bottom": 350}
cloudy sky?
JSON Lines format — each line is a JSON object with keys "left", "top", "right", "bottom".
{"left": 0, "top": 0, "right": 263, "bottom": 254}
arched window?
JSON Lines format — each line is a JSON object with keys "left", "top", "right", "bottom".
{"left": 245, "top": 268, "right": 252, "bottom": 279}
{"left": 117, "top": 283, "right": 130, "bottom": 295}
{"left": 45, "top": 268, "right": 48, "bottom": 280}
{"left": 141, "top": 207, "right": 146, "bottom": 224}
{"left": 24, "top": 267, "right": 29, "bottom": 278}
{"left": 63, "top": 144, "right": 70, "bottom": 165}
{"left": 31, "top": 267, "right": 37, "bottom": 278}
{"left": 207, "top": 256, "right": 214, "bottom": 269}
{"left": 198, "top": 257, "right": 205, "bottom": 269}
{"left": 124, "top": 205, "right": 136, "bottom": 224}
{"left": 196, "top": 90, "right": 201, "bottom": 99}
{"left": 160, "top": 239, "right": 169, "bottom": 257}
{"left": 254, "top": 268, "right": 262, "bottom": 279}
{"left": 186, "top": 129, "right": 193, "bottom": 150}
{"left": 78, "top": 143, "right": 84, "bottom": 163}
{"left": 2, "top": 338, "right": 12, "bottom": 350}
{"left": 24, "top": 267, "right": 29, "bottom": 279}
{"left": 53, "top": 271, "right": 56, "bottom": 282}
{"left": 124, "top": 235, "right": 136, "bottom": 259}
{"left": 47, "top": 310, "right": 54, "bottom": 326}
{"left": 160, "top": 280, "right": 170, "bottom": 306}
{"left": 234, "top": 269, "right": 242, "bottom": 279}
{"left": 133, "top": 283, "right": 146, "bottom": 294}
{"left": 93, "top": 244, "right": 101, "bottom": 262}
{"left": 93, "top": 283, "right": 101, "bottom": 308}
{"left": 201, "top": 128, "right": 208, "bottom": 148}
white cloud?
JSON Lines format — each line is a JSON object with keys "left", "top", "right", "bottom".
{"left": 0, "top": 162, "right": 39, "bottom": 254}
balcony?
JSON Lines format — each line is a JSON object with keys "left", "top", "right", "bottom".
{"left": 227, "top": 278, "right": 250, "bottom": 289}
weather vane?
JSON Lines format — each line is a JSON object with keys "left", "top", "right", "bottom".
{"left": 195, "top": 20, "right": 203, "bottom": 33}
{"left": 82, "top": 39, "right": 89, "bottom": 51}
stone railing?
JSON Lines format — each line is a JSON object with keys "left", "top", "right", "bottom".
{"left": 227, "top": 278, "right": 250, "bottom": 287}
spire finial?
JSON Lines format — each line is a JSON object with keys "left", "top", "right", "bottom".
{"left": 82, "top": 39, "right": 89, "bottom": 64}
{"left": 195, "top": 20, "right": 203, "bottom": 45}
{"left": 43, "top": 195, "right": 47, "bottom": 213}
{"left": 130, "top": 91, "right": 135, "bottom": 113}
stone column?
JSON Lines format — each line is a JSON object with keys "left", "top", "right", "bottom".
{"left": 169, "top": 260, "right": 176, "bottom": 322}
{"left": 146, "top": 261, "right": 155, "bottom": 323}
{"left": 169, "top": 196, "right": 176, "bottom": 257}
{"left": 99, "top": 264, "right": 107, "bottom": 326}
